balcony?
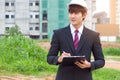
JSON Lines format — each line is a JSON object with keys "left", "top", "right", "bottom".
{"left": 5, "top": 7, "right": 15, "bottom": 11}
{"left": 5, "top": 19, "right": 15, "bottom": 24}
{"left": 29, "top": 19, "right": 39, "bottom": 23}
{"left": 29, "top": 6, "right": 39, "bottom": 12}
{"left": 29, "top": 31, "right": 40, "bottom": 35}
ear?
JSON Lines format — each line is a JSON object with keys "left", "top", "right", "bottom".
{"left": 83, "top": 12, "right": 87, "bottom": 18}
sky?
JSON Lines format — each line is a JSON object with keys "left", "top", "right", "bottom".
{"left": 94, "top": 0, "right": 110, "bottom": 17}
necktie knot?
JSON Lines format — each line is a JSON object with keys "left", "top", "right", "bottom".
{"left": 75, "top": 30, "right": 79, "bottom": 34}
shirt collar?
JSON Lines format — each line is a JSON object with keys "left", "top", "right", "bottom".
{"left": 70, "top": 23, "right": 84, "bottom": 34}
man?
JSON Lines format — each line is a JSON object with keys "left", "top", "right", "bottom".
{"left": 47, "top": 0, "right": 105, "bottom": 80}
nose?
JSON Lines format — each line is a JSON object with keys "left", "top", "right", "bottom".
{"left": 71, "top": 13, "right": 76, "bottom": 17}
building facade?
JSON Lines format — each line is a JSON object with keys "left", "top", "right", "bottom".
{"left": 0, "top": 0, "right": 96, "bottom": 39}
{"left": 40, "top": 0, "right": 70, "bottom": 39}
{"left": 110, "top": 0, "right": 120, "bottom": 36}
{"left": 0, "top": 0, "right": 40, "bottom": 39}
{"left": 84, "top": 0, "right": 96, "bottom": 30}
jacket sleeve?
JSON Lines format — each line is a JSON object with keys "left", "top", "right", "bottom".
{"left": 90, "top": 33, "right": 105, "bottom": 71}
{"left": 47, "top": 31, "right": 60, "bottom": 65}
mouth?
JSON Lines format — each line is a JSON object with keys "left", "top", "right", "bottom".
{"left": 71, "top": 19, "right": 76, "bottom": 22}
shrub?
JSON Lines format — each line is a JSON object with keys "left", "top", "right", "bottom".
{"left": 103, "top": 47, "right": 120, "bottom": 56}
{"left": 0, "top": 34, "right": 57, "bottom": 74}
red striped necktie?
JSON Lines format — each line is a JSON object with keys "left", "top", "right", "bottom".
{"left": 74, "top": 30, "right": 79, "bottom": 50}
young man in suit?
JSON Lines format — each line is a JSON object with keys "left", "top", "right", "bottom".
{"left": 47, "top": 0, "right": 105, "bottom": 80}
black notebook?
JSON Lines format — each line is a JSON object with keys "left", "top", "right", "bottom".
{"left": 61, "top": 56, "right": 85, "bottom": 66}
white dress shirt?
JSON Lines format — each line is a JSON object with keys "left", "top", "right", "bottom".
{"left": 70, "top": 24, "right": 84, "bottom": 41}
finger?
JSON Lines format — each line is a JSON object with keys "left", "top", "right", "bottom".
{"left": 64, "top": 53, "right": 71, "bottom": 56}
{"left": 75, "top": 61, "right": 79, "bottom": 64}
{"left": 80, "top": 59, "right": 86, "bottom": 63}
{"left": 66, "top": 53, "right": 71, "bottom": 56}
{"left": 63, "top": 51, "right": 71, "bottom": 55}
{"left": 78, "top": 63, "right": 86, "bottom": 68}
{"left": 75, "top": 61, "right": 86, "bottom": 68}
{"left": 75, "top": 61, "right": 82, "bottom": 66}
{"left": 62, "top": 53, "right": 67, "bottom": 56}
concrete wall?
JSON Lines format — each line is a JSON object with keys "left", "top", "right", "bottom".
{"left": 15, "top": 0, "right": 29, "bottom": 35}
{"left": 0, "top": 0, "right": 5, "bottom": 35}
{"left": 96, "top": 24, "right": 119, "bottom": 42}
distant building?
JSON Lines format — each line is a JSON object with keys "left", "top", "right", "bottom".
{"left": 93, "top": 11, "right": 110, "bottom": 24}
{"left": 84, "top": 0, "right": 96, "bottom": 30}
{"left": 40, "top": 0, "right": 70, "bottom": 39}
{"left": 110, "top": 0, "right": 120, "bottom": 36}
{"left": 0, "top": 0, "right": 96, "bottom": 39}
{"left": 96, "top": 24, "right": 119, "bottom": 42}
{"left": 0, "top": 0, "right": 40, "bottom": 39}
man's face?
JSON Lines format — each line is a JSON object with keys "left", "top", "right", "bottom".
{"left": 68, "top": 12, "right": 86, "bottom": 26}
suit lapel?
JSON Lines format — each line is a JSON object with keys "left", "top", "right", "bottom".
{"left": 64, "top": 25, "right": 88, "bottom": 53}
{"left": 64, "top": 25, "right": 75, "bottom": 52}
{"left": 76, "top": 27, "right": 88, "bottom": 53}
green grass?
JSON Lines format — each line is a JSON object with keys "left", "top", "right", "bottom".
{"left": 0, "top": 34, "right": 57, "bottom": 75}
{"left": 0, "top": 31, "right": 120, "bottom": 79}
{"left": 93, "top": 68, "right": 120, "bottom": 80}
{"left": 34, "top": 39, "right": 50, "bottom": 43}
{"left": 116, "top": 37, "right": 120, "bottom": 43}
{"left": 103, "top": 47, "right": 120, "bottom": 56}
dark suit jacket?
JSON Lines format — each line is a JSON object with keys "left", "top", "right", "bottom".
{"left": 47, "top": 25, "right": 105, "bottom": 80}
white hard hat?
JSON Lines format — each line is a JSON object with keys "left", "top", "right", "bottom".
{"left": 68, "top": 0, "right": 87, "bottom": 9}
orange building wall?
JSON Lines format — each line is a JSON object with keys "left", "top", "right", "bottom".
{"left": 96, "top": 24, "right": 119, "bottom": 36}
{"left": 110, "top": 0, "right": 116, "bottom": 24}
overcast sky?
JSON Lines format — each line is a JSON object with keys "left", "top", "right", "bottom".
{"left": 94, "top": 0, "right": 110, "bottom": 17}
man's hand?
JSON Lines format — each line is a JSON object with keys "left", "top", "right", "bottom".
{"left": 75, "top": 60, "right": 91, "bottom": 69}
{"left": 58, "top": 51, "right": 71, "bottom": 63}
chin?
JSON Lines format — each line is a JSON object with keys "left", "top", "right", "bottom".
{"left": 71, "top": 23, "right": 77, "bottom": 26}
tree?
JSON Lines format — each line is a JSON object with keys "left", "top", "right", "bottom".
{"left": 5, "top": 25, "right": 22, "bottom": 36}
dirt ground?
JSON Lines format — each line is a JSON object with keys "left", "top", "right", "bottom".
{"left": 102, "top": 42, "right": 120, "bottom": 48}
{"left": 38, "top": 42, "right": 120, "bottom": 49}
{"left": 0, "top": 75, "right": 44, "bottom": 80}
{"left": 0, "top": 42, "right": 120, "bottom": 80}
